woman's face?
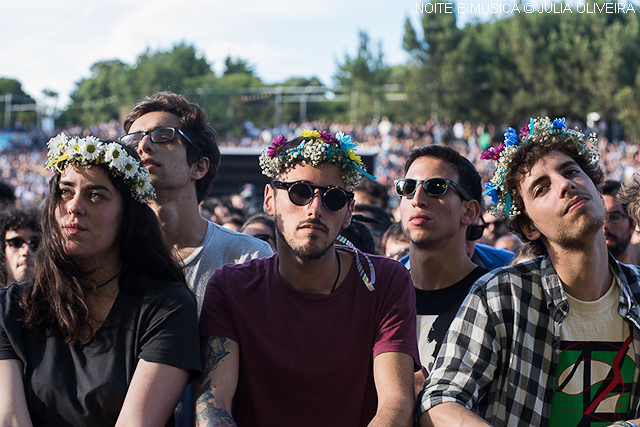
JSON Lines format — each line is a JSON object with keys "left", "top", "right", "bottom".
{"left": 54, "top": 165, "right": 123, "bottom": 267}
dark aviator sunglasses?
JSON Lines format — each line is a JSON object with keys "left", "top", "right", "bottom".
{"left": 394, "top": 178, "right": 472, "bottom": 201}
{"left": 119, "top": 126, "right": 195, "bottom": 148}
{"left": 272, "top": 180, "right": 354, "bottom": 212}
{"left": 5, "top": 237, "right": 40, "bottom": 251}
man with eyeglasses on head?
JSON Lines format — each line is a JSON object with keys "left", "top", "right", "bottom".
{"left": 0, "top": 207, "right": 40, "bottom": 287}
{"left": 121, "top": 91, "right": 272, "bottom": 426}
{"left": 395, "top": 145, "right": 489, "bottom": 396}
{"left": 196, "top": 130, "right": 419, "bottom": 427}
{"left": 601, "top": 179, "right": 640, "bottom": 266}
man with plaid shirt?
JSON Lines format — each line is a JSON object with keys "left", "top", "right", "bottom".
{"left": 419, "top": 117, "right": 640, "bottom": 427}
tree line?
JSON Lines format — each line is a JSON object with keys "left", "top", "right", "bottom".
{"left": 3, "top": 0, "right": 640, "bottom": 141}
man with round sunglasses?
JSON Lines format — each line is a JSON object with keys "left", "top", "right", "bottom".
{"left": 197, "top": 130, "right": 419, "bottom": 427}
{"left": 395, "top": 145, "right": 489, "bottom": 397}
{"left": 0, "top": 207, "right": 40, "bottom": 287}
{"left": 122, "top": 92, "right": 272, "bottom": 426}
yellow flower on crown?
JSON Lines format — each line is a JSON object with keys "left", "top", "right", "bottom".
{"left": 300, "top": 130, "right": 321, "bottom": 139}
{"left": 348, "top": 150, "right": 361, "bottom": 164}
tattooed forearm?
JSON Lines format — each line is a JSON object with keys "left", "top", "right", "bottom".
{"left": 205, "top": 337, "right": 230, "bottom": 371}
{"left": 196, "top": 390, "right": 237, "bottom": 427}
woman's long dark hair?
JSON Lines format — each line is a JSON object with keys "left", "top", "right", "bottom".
{"left": 20, "top": 144, "right": 186, "bottom": 344}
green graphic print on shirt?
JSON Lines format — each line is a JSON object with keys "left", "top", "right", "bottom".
{"left": 549, "top": 336, "right": 634, "bottom": 427}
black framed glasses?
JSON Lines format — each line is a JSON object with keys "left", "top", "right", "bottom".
{"left": 272, "top": 180, "right": 354, "bottom": 212}
{"left": 394, "top": 178, "right": 472, "bottom": 201}
{"left": 466, "top": 216, "right": 487, "bottom": 241}
{"left": 252, "top": 233, "right": 273, "bottom": 243}
{"left": 119, "top": 126, "right": 195, "bottom": 148}
{"left": 605, "top": 211, "right": 628, "bottom": 224}
{"left": 5, "top": 237, "right": 39, "bottom": 251}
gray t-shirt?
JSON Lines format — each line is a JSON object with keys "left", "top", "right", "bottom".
{"left": 181, "top": 220, "right": 273, "bottom": 315}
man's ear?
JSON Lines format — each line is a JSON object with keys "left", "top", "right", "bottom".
{"left": 191, "top": 157, "right": 210, "bottom": 180}
{"left": 264, "top": 183, "right": 275, "bottom": 216}
{"left": 341, "top": 199, "right": 355, "bottom": 229}
{"left": 520, "top": 219, "right": 542, "bottom": 242}
{"left": 461, "top": 199, "right": 481, "bottom": 227}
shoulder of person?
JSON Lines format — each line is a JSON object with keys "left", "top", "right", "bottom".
{"left": 208, "top": 221, "right": 272, "bottom": 253}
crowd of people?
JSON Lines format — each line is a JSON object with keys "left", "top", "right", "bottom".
{"left": 2, "top": 92, "right": 640, "bottom": 426}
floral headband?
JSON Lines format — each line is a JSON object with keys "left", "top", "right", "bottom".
{"left": 259, "top": 130, "right": 375, "bottom": 190}
{"left": 45, "top": 133, "right": 156, "bottom": 204}
{"left": 481, "top": 117, "right": 601, "bottom": 219}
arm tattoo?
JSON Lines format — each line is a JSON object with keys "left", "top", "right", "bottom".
{"left": 196, "top": 337, "right": 236, "bottom": 427}
{"left": 205, "top": 336, "right": 230, "bottom": 372}
{"left": 196, "top": 390, "right": 237, "bottom": 427}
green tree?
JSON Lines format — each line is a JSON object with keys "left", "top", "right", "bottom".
{"left": 334, "top": 31, "right": 391, "bottom": 123}
{"left": 223, "top": 57, "right": 255, "bottom": 76}
{"left": 402, "top": 2, "right": 460, "bottom": 121}
{"left": 67, "top": 60, "right": 129, "bottom": 125}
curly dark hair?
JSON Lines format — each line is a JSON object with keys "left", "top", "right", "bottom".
{"left": 20, "top": 143, "right": 187, "bottom": 344}
{"left": 502, "top": 138, "right": 604, "bottom": 256}
{"left": 124, "top": 91, "right": 220, "bottom": 203}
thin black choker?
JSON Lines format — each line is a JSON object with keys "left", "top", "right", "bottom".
{"left": 93, "top": 266, "right": 124, "bottom": 290}
{"left": 330, "top": 250, "right": 341, "bottom": 293}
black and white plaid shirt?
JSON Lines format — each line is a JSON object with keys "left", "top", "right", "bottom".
{"left": 419, "top": 255, "right": 640, "bottom": 427}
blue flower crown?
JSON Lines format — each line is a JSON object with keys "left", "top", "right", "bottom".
{"left": 482, "top": 117, "right": 601, "bottom": 219}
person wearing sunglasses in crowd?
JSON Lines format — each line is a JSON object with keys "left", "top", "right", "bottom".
{"left": 602, "top": 179, "right": 640, "bottom": 266}
{"left": 465, "top": 210, "right": 515, "bottom": 270}
{"left": 196, "top": 130, "right": 420, "bottom": 427}
{"left": 394, "top": 145, "right": 489, "bottom": 398}
{"left": 0, "top": 135, "right": 200, "bottom": 426}
{"left": 0, "top": 207, "right": 40, "bottom": 287}
{"left": 121, "top": 92, "right": 273, "bottom": 426}
{"left": 419, "top": 118, "right": 640, "bottom": 427}
{"left": 240, "top": 213, "right": 277, "bottom": 252}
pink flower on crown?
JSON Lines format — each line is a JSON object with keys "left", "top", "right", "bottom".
{"left": 267, "top": 135, "right": 288, "bottom": 158}
{"left": 519, "top": 124, "right": 530, "bottom": 139}
{"left": 480, "top": 143, "right": 504, "bottom": 161}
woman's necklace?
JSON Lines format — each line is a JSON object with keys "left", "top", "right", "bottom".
{"left": 92, "top": 266, "right": 124, "bottom": 290}
{"left": 330, "top": 250, "right": 341, "bottom": 293}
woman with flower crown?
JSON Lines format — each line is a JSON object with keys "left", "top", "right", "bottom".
{"left": 0, "top": 135, "right": 200, "bottom": 426}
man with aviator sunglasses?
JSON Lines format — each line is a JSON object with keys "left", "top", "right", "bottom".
{"left": 0, "top": 207, "right": 40, "bottom": 287}
{"left": 395, "top": 145, "right": 489, "bottom": 398}
{"left": 197, "top": 130, "right": 419, "bottom": 427}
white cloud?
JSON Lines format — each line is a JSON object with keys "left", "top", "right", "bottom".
{"left": 0, "top": 0, "right": 415, "bottom": 106}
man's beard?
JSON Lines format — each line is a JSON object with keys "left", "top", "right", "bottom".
{"left": 275, "top": 216, "right": 335, "bottom": 260}
{"left": 605, "top": 231, "right": 631, "bottom": 258}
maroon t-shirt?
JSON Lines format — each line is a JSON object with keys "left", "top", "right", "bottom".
{"left": 200, "top": 249, "right": 419, "bottom": 427}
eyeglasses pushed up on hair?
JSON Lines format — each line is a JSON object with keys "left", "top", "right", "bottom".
{"left": 272, "top": 180, "right": 354, "bottom": 212}
{"left": 119, "top": 126, "right": 195, "bottom": 148}
{"left": 394, "top": 178, "right": 472, "bottom": 201}
{"left": 5, "top": 237, "right": 39, "bottom": 251}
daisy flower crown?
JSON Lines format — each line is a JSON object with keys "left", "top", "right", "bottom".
{"left": 259, "top": 130, "right": 376, "bottom": 190}
{"left": 481, "top": 117, "right": 601, "bottom": 219}
{"left": 45, "top": 133, "right": 156, "bottom": 204}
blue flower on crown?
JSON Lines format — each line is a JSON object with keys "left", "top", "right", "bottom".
{"left": 551, "top": 118, "right": 566, "bottom": 131}
{"left": 336, "top": 131, "right": 357, "bottom": 152}
{"left": 504, "top": 127, "right": 519, "bottom": 146}
{"left": 483, "top": 182, "right": 500, "bottom": 205}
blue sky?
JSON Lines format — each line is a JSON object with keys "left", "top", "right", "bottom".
{"left": 2, "top": 0, "right": 631, "bottom": 107}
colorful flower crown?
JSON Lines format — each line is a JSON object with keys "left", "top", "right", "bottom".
{"left": 481, "top": 117, "right": 601, "bottom": 219}
{"left": 259, "top": 130, "right": 375, "bottom": 190}
{"left": 45, "top": 133, "right": 156, "bottom": 204}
